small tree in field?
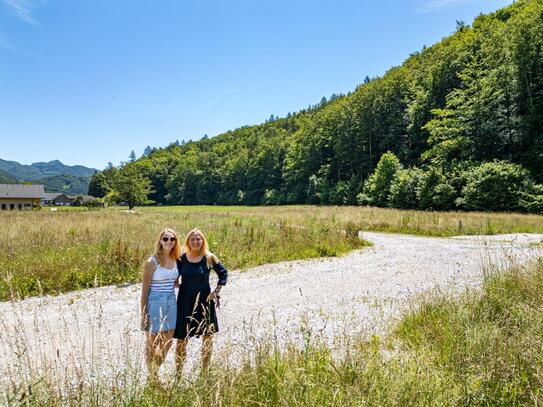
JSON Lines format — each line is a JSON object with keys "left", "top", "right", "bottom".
{"left": 107, "top": 164, "right": 153, "bottom": 209}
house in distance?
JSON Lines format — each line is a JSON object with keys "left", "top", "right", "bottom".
{"left": 0, "top": 184, "right": 45, "bottom": 210}
{"left": 0, "top": 184, "right": 98, "bottom": 210}
{"left": 41, "top": 192, "right": 75, "bottom": 206}
{"left": 41, "top": 193, "right": 97, "bottom": 206}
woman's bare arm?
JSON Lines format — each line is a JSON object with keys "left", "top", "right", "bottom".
{"left": 140, "top": 259, "right": 156, "bottom": 318}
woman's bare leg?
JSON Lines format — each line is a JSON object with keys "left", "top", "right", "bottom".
{"left": 175, "top": 338, "right": 188, "bottom": 378}
{"left": 145, "top": 332, "right": 160, "bottom": 381}
{"left": 202, "top": 335, "right": 213, "bottom": 372}
{"left": 161, "top": 330, "right": 175, "bottom": 361}
{"left": 146, "top": 330, "right": 174, "bottom": 381}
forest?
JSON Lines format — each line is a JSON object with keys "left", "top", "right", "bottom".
{"left": 90, "top": 0, "right": 543, "bottom": 213}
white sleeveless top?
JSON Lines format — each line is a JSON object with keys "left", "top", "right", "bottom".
{"left": 149, "top": 256, "right": 178, "bottom": 293}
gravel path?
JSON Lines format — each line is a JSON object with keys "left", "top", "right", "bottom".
{"left": 0, "top": 232, "right": 541, "bottom": 388}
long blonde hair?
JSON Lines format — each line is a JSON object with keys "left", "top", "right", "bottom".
{"left": 183, "top": 228, "right": 213, "bottom": 267}
{"left": 153, "top": 228, "right": 181, "bottom": 265}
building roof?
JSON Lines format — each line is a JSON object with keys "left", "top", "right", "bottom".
{"left": 67, "top": 194, "right": 96, "bottom": 202}
{"left": 42, "top": 192, "right": 63, "bottom": 200}
{"left": 0, "top": 184, "right": 45, "bottom": 199}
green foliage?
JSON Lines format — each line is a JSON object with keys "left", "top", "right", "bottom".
{"left": 416, "top": 168, "right": 458, "bottom": 211}
{"left": 520, "top": 184, "right": 543, "bottom": 214}
{"left": 88, "top": 171, "right": 109, "bottom": 197}
{"left": 330, "top": 180, "right": 349, "bottom": 205}
{"left": 87, "top": 0, "right": 543, "bottom": 213}
{"left": 83, "top": 198, "right": 106, "bottom": 208}
{"left": 389, "top": 167, "right": 424, "bottom": 209}
{"left": 40, "top": 173, "right": 91, "bottom": 195}
{"left": 106, "top": 164, "right": 153, "bottom": 210}
{"left": 357, "top": 152, "right": 402, "bottom": 207}
{"left": 458, "top": 160, "right": 540, "bottom": 212}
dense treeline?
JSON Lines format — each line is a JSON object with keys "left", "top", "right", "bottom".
{"left": 40, "top": 174, "right": 92, "bottom": 195}
{"left": 90, "top": 0, "right": 543, "bottom": 212}
{"left": 0, "top": 169, "right": 17, "bottom": 184}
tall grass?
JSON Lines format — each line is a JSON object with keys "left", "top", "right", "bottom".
{"left": 0, "top": 207, "right": 369, "bottom": 300}
{"left": 2, "top": 256, "right": 542, "bottom": 406}
{"left": 168, "top": 258, "right": 543, "bottom": 406}
{"left": 1, "top": 205, "right": 542, "bottom": 299}
{"left": 142, "top": 205, "right": 543, "bottom": 236}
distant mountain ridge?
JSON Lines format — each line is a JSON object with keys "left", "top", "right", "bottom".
{"left": 0, "top": 159, "right": 97, "bottom": 195}
{"left": 0, "top": 159, "right": 97, "bottom": 181}
{"left": 0, "top": 169, "right": 18, "bottom": 184}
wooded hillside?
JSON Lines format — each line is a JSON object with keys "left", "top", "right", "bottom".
{"left": 91, "top": 0, "right": 543, "bottom": 212}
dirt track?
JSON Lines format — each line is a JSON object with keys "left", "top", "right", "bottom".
{"left": 0, "top": 232, "right": 541, "bottom": 385}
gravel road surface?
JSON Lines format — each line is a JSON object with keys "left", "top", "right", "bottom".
{"left": 1, "top": 232, "right": 541, "bottom": 387}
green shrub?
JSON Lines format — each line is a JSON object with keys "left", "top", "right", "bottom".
{"left": 83, "top": 198, "right": 106, "bottom": 208}
{"left": 458, "top": 161, "right": 537, "bottom": 212}
{"left": 330, "top": 180, "right": 349, "bottom": 205}
{"left": 263, "top": 188, "right": 280, "bottom": 205}
{"left": 416, "top": 168, "right": 458, "bottom": 210}
{"left": 357, "top": 152, "right": 402, "bottom": 207}
{"left": 520, "top": 183, "right": 543, "bottom": 214}
{"left": 307, "top": 165, "right": 333, "bottom": 204}
{"left": 389, "top": 168, "right": 423, "bottom": 209}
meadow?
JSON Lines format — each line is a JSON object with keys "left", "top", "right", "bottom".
{"left": 1, "top": 205, "right": 543, "bottom": 300}
{"left": 140, "top": 259, "right": 543, "bottom": 406}
{"left": 3, "top": 251, "right": 542, "bottom": 406}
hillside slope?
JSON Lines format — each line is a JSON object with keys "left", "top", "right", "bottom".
{"left": 91, "top": 0, "right": 543, "bottom": 212}
{"left": 0, "top": 159, "right": 96, "bottom": 181}
{"left": 0, "top": 159, "right": 97, "bottom": 194}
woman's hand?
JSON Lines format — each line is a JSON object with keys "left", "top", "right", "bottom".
{"left": 174, "top": 277, "right": 181, "bottom": 288}
{"left": 207, "top": 290, "right": 221, "bottom": 308}
{"left": 140, "top": 315, "right": 149, "bottom": 331}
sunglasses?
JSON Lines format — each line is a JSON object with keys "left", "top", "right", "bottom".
{"left": 162, "top": 236, "right": 176, "bottom": 242}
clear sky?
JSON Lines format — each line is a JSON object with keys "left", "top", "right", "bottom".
{"left": 0, "top": 0, "right": 512, "bottom": 170}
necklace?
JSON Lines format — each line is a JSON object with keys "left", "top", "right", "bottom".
{"left": 187, "top": 252, "right": 203, "bottom": 263}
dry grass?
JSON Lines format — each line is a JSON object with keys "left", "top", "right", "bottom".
{"left": 0, "top": 206, "right": 369, "bottom": 300}
{"left": 1, "top": 205, "right": 542, "bottom": 299}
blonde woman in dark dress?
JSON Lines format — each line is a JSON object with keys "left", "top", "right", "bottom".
{"left": 174, "top": 228, "right": 228, "bottom": 375}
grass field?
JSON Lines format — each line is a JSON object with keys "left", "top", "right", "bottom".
{"left": 167, "top": 258, "right": 543, "bottom": 407}
{"left": 3, "top": 255, "right": 542, "bottom": 406}
{"left": 1, "top": 205, "right": 542, "bottom": 300}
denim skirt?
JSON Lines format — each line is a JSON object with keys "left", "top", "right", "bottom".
{"left": 147, "top": 290, "right": 177, "bottom": 333}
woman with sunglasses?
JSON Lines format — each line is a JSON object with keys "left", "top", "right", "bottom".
{"left": 174, "top": 228, "right": 228, "bottom": 375}
{"left": 140, "top": 228, "right": 180, "bottom": 382}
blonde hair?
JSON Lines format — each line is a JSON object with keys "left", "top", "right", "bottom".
{"left": 153, "top": 228, "right": 181, "bottom": 265}
{"left": 183, "top": 228, "right": 214, "bottom": 267}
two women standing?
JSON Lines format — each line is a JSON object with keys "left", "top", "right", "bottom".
{"left": 140, "top": 228, "right": 228, "bottom": 381}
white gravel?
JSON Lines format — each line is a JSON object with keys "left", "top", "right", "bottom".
{"left": 0, "top": 232, "right": 541, "bottom": 388}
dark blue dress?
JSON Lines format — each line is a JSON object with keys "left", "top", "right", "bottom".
{"left": 174, "top": 253, "right": 228, "bottom": 339}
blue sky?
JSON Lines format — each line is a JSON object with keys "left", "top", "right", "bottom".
{"left": 0, "top": 0, "right": 512, "bottom": 170}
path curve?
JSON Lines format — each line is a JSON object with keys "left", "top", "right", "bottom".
{"left": 0, "top": 232, "right": 541, "bottom": 387}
